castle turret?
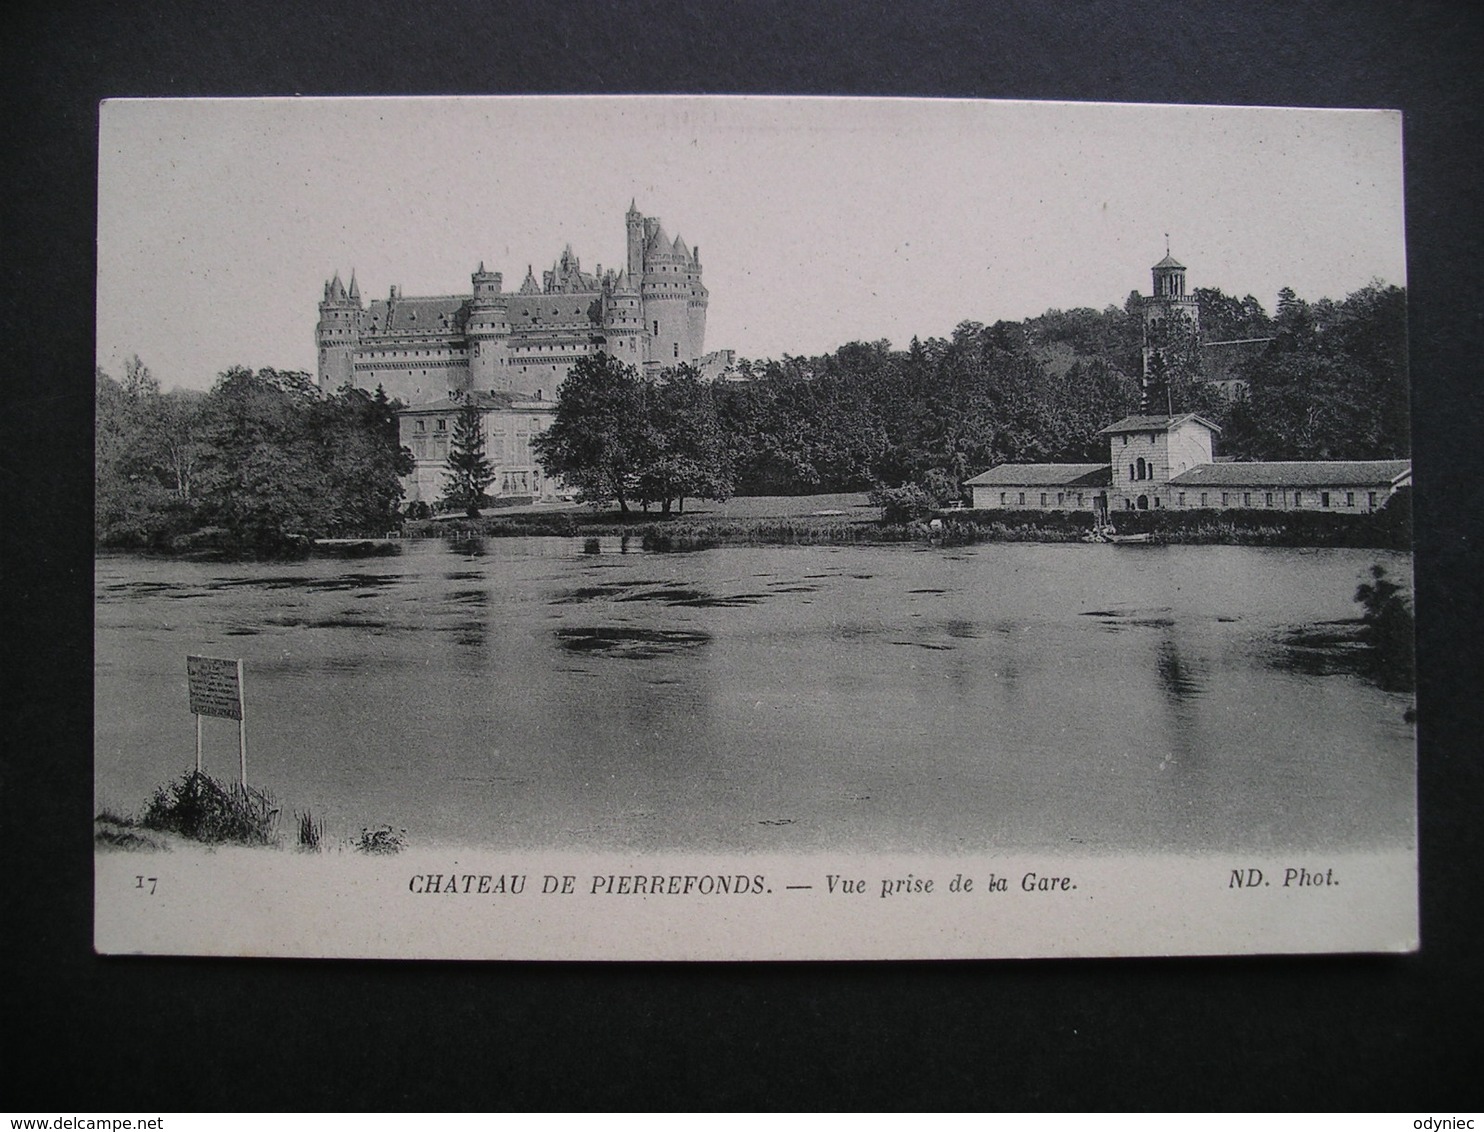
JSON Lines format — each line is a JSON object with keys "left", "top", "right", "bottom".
{"left": 317, "top": 270, "right": 364, "bottom": 392}
{"left": 638, "top": 218, "right": 705, "bottom": 374}
{"left": 468, "top": 262, "right": 512, "bottom": 393}
{"left": 599, "top": 266, "right": 645, "bottom": 364}
{"left": 626, "top": 199, "right": 644, "bottom": 278}
{"left": 683, "top": 238, "right": 708, "bottom": 370}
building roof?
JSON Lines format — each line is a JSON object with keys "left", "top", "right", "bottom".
{"left": 366, "top": 295, "right": 467, "bottom": 334}
{"left": 1153, "top": 254, "right": 1185, "bottom": 270}
{"left": 964, "top": 463, "right": 1112, "bottom": 488}
{"left": 397, "top": 391, "right": 539, "bottom": 414}
{"left": 1168, "top": 460, "right": 1411, "bottom": 488}
{"left": 1097, "top": 412, "right": 1222, "bottom": 436}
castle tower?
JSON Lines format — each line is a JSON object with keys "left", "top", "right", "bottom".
{"left": 1142, "top": 242, "right": 1200, "bottom": 411}
{"left": 684, "top": 239, "right": 708, "bottom": 368}
{"left": 467, "top": 261, "right": 512, "bottom": 393}
{"left": 600, "top": 267, "right": 646, "bottom": 364}
{"left": 625, "top": 199, "right": 645, "bottom": 278}
{"left": 316, "top": 271, "right": 364, "bottom": 393}
{"left": 638, "top": 219, "right": 706, "bottom": 373}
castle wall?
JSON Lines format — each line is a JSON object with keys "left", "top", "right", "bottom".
{"left": 351, "top": 343, "right": 471, "bottom": 404}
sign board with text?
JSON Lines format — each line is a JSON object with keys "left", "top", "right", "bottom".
{"left": 187, "top": 656, "right": 243, "bottom": 720}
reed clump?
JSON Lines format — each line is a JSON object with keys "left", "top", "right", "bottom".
{"left": 140, "top": 770, "right": 280, "bottom": 846}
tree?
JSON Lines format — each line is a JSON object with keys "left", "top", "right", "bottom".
{"left": 439, "top": 394, "right": 495, "bottom": 517}
{"left": 533, "top": 352, "right": 650, "bottom": 512}
{"left": 639, "top": 365, "right": 734, "bottom": 513}
{"left": 193, "top": 367, "right": 329, "bottom": 550}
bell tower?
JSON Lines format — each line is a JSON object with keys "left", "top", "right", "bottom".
{"left": 1142, "top": 238, "right": 1200, "bottom": 411}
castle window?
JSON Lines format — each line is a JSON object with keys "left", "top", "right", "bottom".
{"left": 1177, "top": 492, "right": 1186, "bottom": 506}
{"left": 1265, "top": 492, "right": 1274, "bottom": 507}
{"left": 1345, "top": 492, "right": 1355, "bottom": 507}
{"left": 1136, "top": 457, "right": 1147, "bottom": 480}
{"left": 1221, "top": 493, "right": 1229, "bottom": 506}
{"left": 1368, "top": 492, "right": 1378, "bottom": 509}
{"left": 1017, "top": 492, "right": 1025, "bottom": 506}
{"left": 415, "top": 420, "right": 426, "bottom": 432}
{"left": 1000, "top": 492, "right": 1007, "bottom": 505}
{"left": 1200, "top": 493, "right": 1207, "bottom": 506}
{"left": 1294, "top": 492, "right": 1302, "bottom": 507}
{"left": 1129, "top": 465, "right": 1135, "bottom": 481}
{"left": 1243, "top": 493, "right": 1251, "bottom": 506}
{"left": 653, "top": 321, "right": 659, "bottom": 336}
{"left": 1040, "top": 493, "right": 1048, "bottom": 507}
{"left": 1321, "top": 492, "right": 1331, "bottom": 508}
{"left": 674, "top": 343, "right": 679, "bottom": 358}
{"left": 436, "top": 419, "right": 447, "bottom": 432}
{"left": 1123, "top": 435, "right": 1128, "bottom": 446}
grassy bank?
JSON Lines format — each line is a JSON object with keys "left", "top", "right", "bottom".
{"left": 401, "top": 504, "right": 1408, "bottom": 551}
{"left": 101, "top": 489, "right": 1411, "bottom": 557}
{"left": 95, "top": 770, "right": 407, "bottom": 854}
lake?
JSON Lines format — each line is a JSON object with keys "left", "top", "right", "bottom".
{"left": 94, "top": 539, "right": 1415, "bottom": 855}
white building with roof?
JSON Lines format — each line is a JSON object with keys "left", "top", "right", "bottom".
{"left": 965, "top": 413, "right": 1410, "bottom": 519}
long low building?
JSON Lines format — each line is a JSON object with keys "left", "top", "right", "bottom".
{"left": 965, "top": 413, "right": 1410, "bottom": 518}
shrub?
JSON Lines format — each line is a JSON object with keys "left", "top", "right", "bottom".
{"left": 356, "top": 825, "right": 407, "bottom": 855}
{"left": 141, "top": 771, "right": 280, "bottom": 845}
{"left": 1355, "top": 564, "right": 1415, "bottom": 691}
{"left": 869, "top": 484, "right": 937, "bottom": 523}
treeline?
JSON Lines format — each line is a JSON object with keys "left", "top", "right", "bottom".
{"left": 96, "top": 360, "right": 411, "bottom": 554}
{"left": 692, "top": 281, "right": 1408, "bottom": 499}
{"left": 534, "top": 357, "right": 732, "bottom": 513}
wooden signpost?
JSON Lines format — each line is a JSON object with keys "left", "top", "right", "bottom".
{"left": 186, "top": 655, "right": 248, "bottom": 788}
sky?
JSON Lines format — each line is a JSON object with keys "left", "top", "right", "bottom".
{"left": 97, "top": 97, "right": 1406, "bottom": 392}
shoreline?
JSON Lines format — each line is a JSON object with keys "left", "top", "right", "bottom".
{"left": 96, "top": 506, "right": 1412, "bottom": 558}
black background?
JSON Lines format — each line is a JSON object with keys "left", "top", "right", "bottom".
{"left": 5, "top": 0, "right": 1482, "bottom": 1110}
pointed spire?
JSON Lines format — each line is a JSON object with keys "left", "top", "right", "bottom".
{"left": 348, "top": 270, "right": 360, "bottom": 302}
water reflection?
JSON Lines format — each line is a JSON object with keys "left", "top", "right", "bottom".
{"left": 94, "top": 541, "right": 1415, "bottom": 854}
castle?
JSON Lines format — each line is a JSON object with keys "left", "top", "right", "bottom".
{"left": 316, "top": 201, "right": 713, "bottom": 405}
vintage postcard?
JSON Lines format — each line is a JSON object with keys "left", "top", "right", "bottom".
{"left": 94, "top": 97, "right": 1415, "bottom": 959}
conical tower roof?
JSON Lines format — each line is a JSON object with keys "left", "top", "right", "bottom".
{"left": 1153, "top": 253, "right": 1184, "bottom": 270}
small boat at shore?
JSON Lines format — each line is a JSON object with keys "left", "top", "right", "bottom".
{"left": 1107, "top": 532, "right": 1153, "bottom": 545}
